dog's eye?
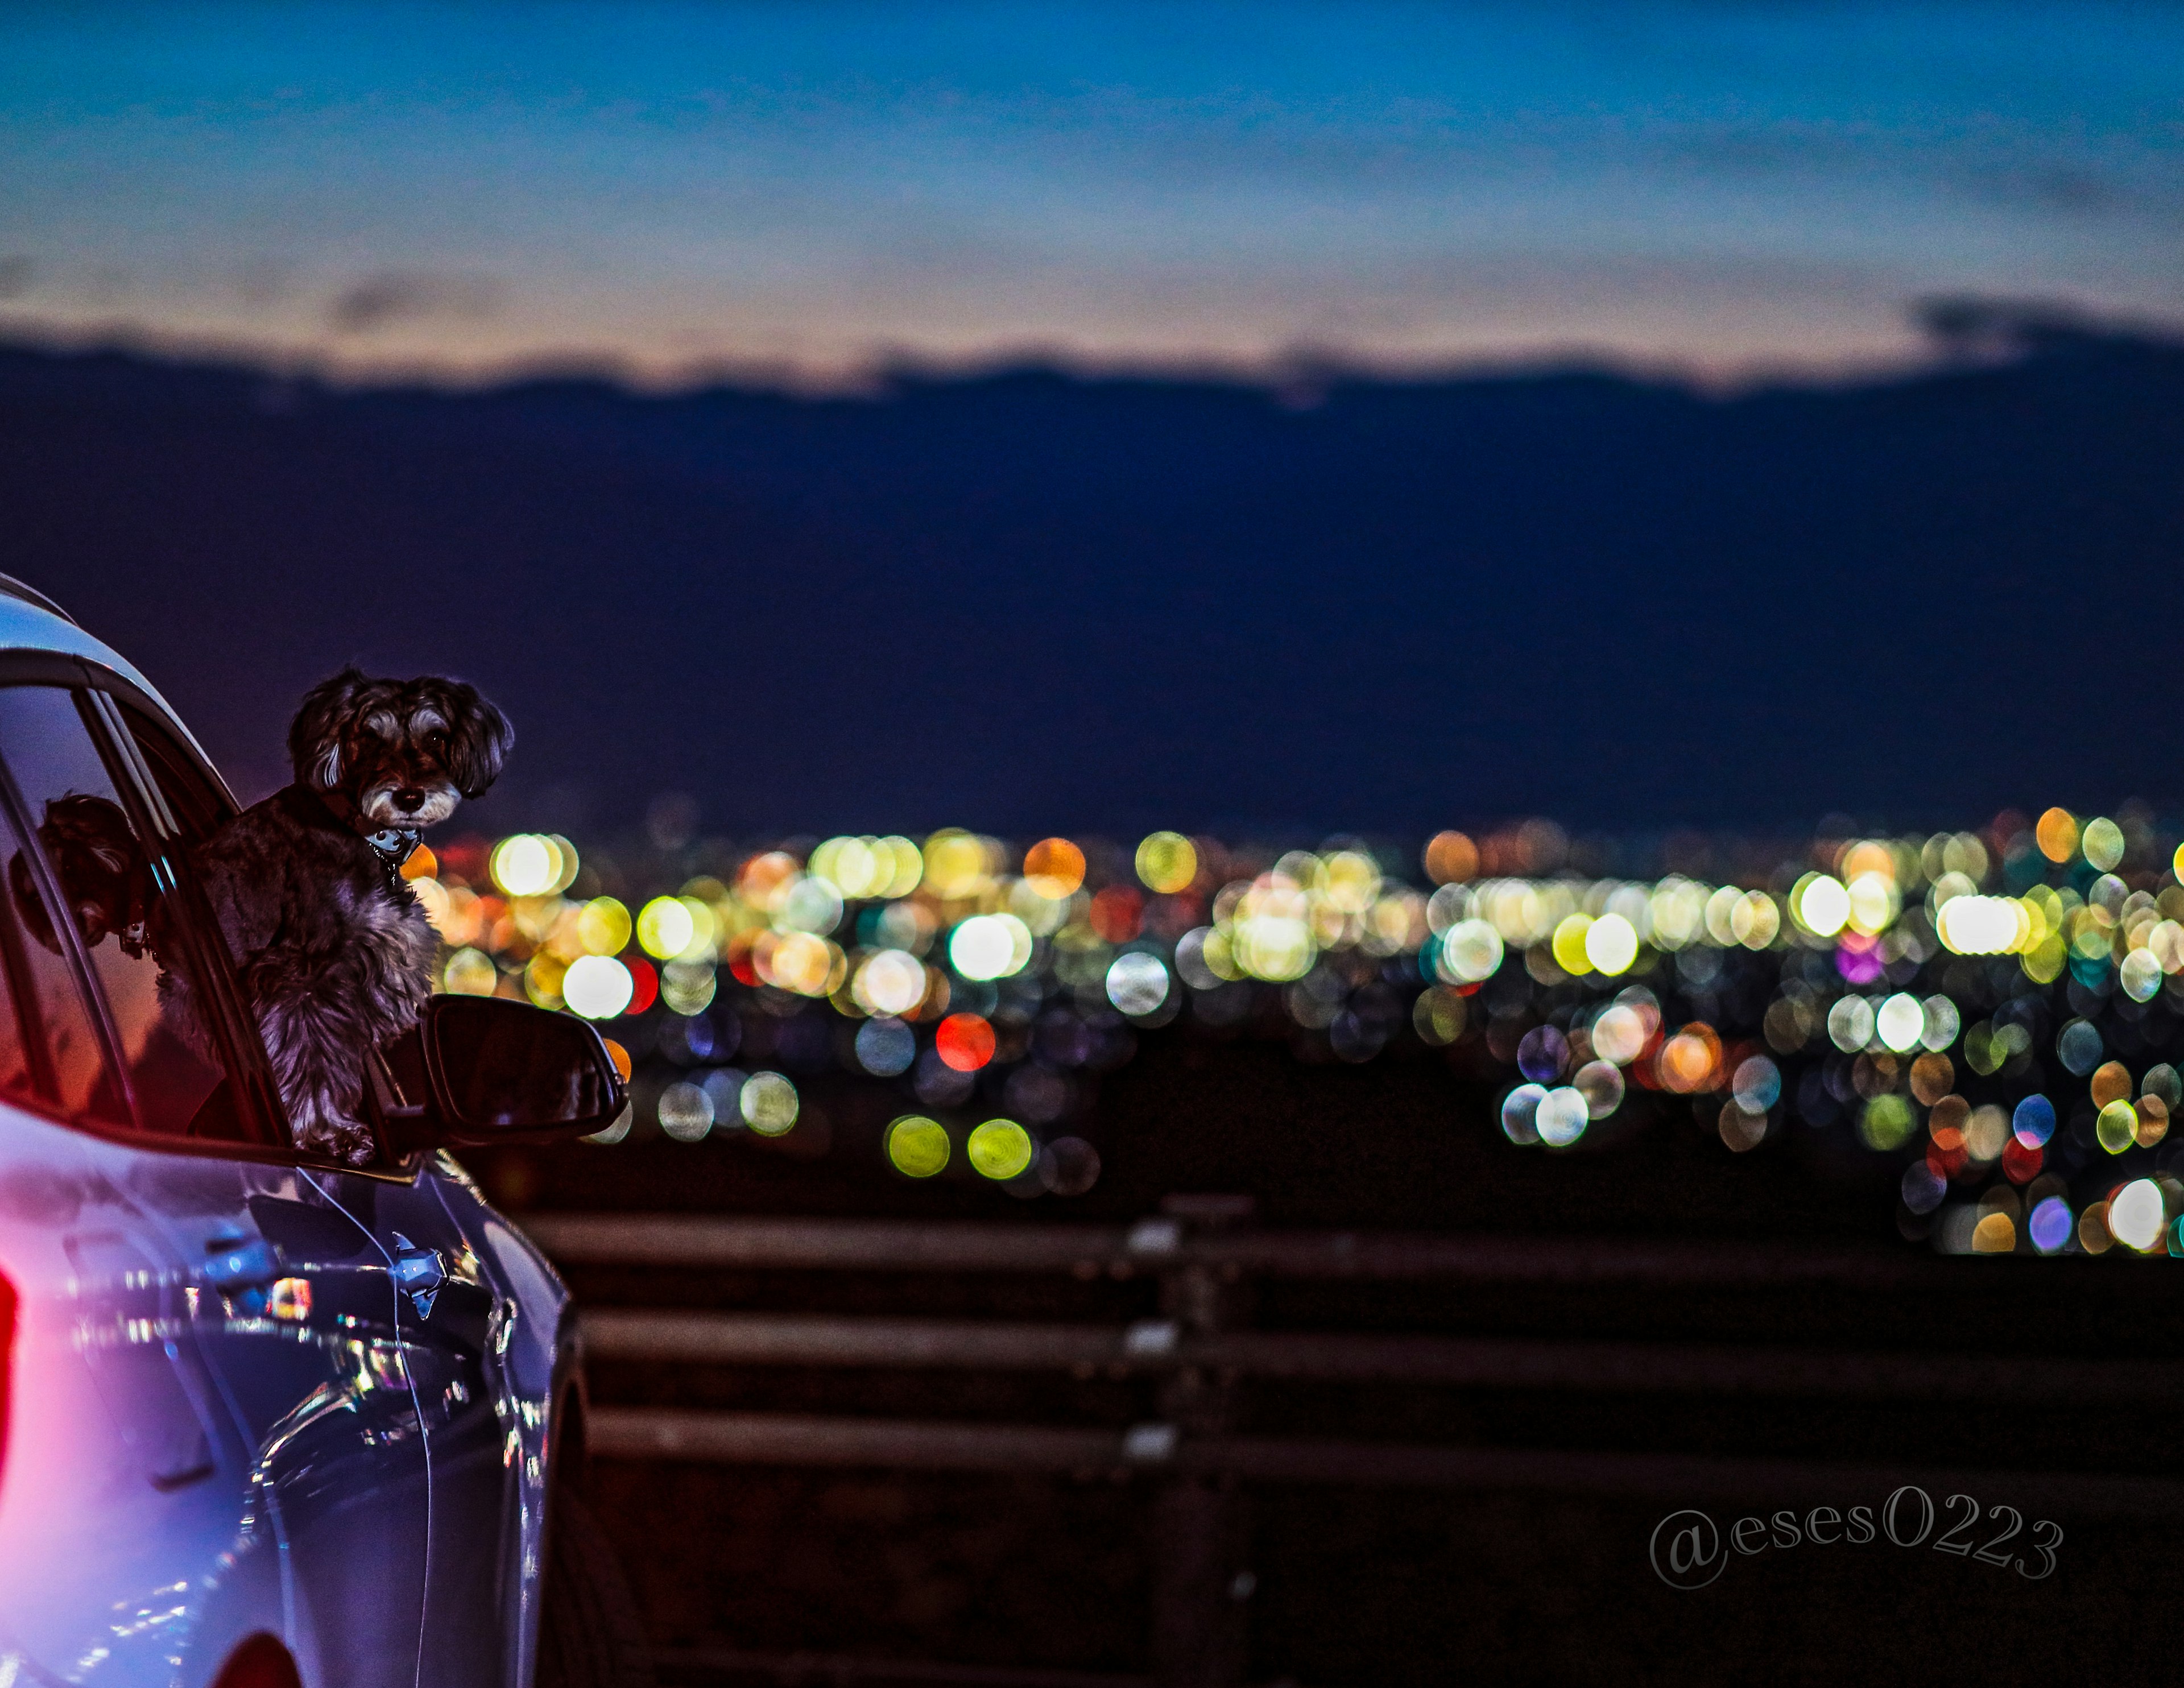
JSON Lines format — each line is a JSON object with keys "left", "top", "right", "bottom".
{"left": 425, "top": 730, "right": 449, "bottom": 757}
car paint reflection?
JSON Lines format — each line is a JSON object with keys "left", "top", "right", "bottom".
{"left": 0, "top": 1116, "right": 572, "bottom": 1688}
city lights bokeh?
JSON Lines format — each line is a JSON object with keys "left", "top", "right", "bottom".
{"left": 407, "top": 804, "right": 2184, "bottom": 1252}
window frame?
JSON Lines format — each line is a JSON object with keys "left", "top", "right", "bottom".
{"left": 0, "top": 652, "right": 416, "bottom": 1174}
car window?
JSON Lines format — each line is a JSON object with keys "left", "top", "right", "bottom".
{"left": 117, "top": 702, "right": 313, "bottom": 1147}
{"left": 0, "top": 685, "right": 231, "bottom": 1137}
{"left": 0, "top": 817, "right": 107, "bottom": 1116}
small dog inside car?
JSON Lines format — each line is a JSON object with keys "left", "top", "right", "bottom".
{"left": 181, "top": 668, "right": 512, "bottom": 1162}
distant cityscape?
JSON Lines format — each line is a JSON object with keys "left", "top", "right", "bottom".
{"left": 408, "top": 807, "right": 2184, "bottom": 1256}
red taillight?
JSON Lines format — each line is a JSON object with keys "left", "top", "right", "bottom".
{"left": 0, "top": 1269, "right": 13, "bottom": 1486}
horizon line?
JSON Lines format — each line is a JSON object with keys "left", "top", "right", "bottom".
{"left": 9, "top": 295, "right": 2179, "bottom": 403}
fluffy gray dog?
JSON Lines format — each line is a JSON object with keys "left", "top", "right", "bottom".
{"left": 187, "top": 668, "right": 512, "bottom": 1162}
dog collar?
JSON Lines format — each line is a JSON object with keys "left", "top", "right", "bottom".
{"left": 283, "top": 786, "right": 423, "bottom": 889}
{"left": 364, "top": 827, "right": 422, "bottom": 879}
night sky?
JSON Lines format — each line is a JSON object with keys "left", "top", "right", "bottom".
{"left": 3, "top": 3, "right": 2181, "bottom": 381}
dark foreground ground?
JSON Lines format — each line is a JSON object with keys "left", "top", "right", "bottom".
{"left": 472, "top": 1032, "right": 2184, "bottom": 1686}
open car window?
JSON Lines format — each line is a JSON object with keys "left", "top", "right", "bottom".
{"left": 114, "top": 696, "right": 313, "bottom": 1156}
{"left": 116, "top": 701, "right": 234, "bottom": 845}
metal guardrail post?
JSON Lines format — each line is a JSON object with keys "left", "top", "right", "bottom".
{"left": 1147, "top": 1195, "right": 1257, "bottom": 1688}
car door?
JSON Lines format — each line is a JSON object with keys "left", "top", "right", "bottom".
{"left": 0, "top": 677, "right": 436, "bottom": 1688}
{"left": 206, "top": 1159, "right": 440, "bottom": 1688}
{"left": 420, "top": 1159, "right": 573, "bottom": 1688}
{"left": 351, "top": 1156, "right": 532, "bottom": 1688}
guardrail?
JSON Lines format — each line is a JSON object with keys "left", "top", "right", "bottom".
{"left": 528, "top": 1209, "right": 1947, "bottom": 1287}
{"left": 578, "top": 1308, "right": 2178, "bottom": 1402}
{"left": 533, "top": 1199, "right": 2184, "bottom": 1688}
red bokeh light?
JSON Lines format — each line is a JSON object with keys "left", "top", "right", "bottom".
{"left": 1089, "top": 887, "right": 1143, "bottom": 943}
{"left": 935, "top": 1012, "right": 996, "bottom": 1071}
{"left": 723, "top": 932, "right": 762, "bottom": 988}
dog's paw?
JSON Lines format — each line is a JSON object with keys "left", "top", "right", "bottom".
{"left": 295, "top": 1111, "right": 377, "bottom": 1166}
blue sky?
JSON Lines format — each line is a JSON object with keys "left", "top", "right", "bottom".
{"left": 3, "top": 2, "right": 2180, "bottom": 380}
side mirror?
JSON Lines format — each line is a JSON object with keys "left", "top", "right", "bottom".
{"left": 374, "top": 996, "right": 630, "bottom": 1151}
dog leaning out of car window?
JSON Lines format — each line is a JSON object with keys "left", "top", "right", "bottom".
{"left": 3, "top": 668, "right": 508, "bottom": 1159}
{"left": 3, "top": 672, "right": 511, "bottom": 1161}
{"left": 181, "top": 668, "right": 514, "bottom": 1161}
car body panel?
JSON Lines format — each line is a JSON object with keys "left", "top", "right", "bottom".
{"left": 156, "top": 1157, "right": 434, "bottom": 1688}
{"left": 392, "top": 1155, "right": 565, "bottom": 1688}
{"left": 0, "top": 1103, "right": 281, "bottom": 1686}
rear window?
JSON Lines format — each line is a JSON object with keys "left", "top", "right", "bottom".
{"left": 0, "top": 685, "right": 225, "bottom": 1136}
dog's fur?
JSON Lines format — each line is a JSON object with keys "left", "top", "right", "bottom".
{"left": 187, "top": 669, "right": 512, "bottom": 1162}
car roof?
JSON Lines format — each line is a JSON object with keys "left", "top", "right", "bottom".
{"left": 0, "top": 577, "right": 224, "bottom": 773}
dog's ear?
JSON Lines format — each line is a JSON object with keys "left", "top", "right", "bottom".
{"left": 443, "top": 681, "right": 514, "bottom": 800}
{"left": 288, "top": 667, "right": 369, "bottom": 791}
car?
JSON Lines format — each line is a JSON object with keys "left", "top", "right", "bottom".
{"left": 0, "top": 578, "right": 643, "bottom": 1688}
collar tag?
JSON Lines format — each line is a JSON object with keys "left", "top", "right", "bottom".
{"left": 365, "top": 828, "right": 422, "bottom": 869}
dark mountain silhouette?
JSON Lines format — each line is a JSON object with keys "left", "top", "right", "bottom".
{"left": 2, "top": 313, "right": 2178, "bottom": 841}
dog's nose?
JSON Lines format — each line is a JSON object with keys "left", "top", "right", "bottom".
{"left": 394, "top": 788, "right": 426, "bottom": 813}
